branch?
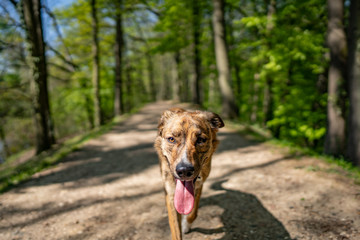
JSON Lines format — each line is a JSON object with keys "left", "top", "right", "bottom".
{"left": 47, "top": 44, "right": 78, "bottom": 72}
{"left": 8, "top": 0, "right": 18, "bottom": 7}
{"left": 48, "top": 61, "right": 74, "bottom": 74}
{"left": 138, "top": 0, "right": 161, "bottom": 17}
{"left": 227, "top": 2, "right": 248, "bottom": 17}
{"left": 0, "top": 81, "right": 30, "bottom": 94}
{"left": 0, "top": 39, "right": 20, "bottom": 49}
{"left": 48, "top": 73, "right": 70, "bottom": 82}
{"left": 42, "top": 3, "right": 77, "bottom": 70}
{"left": 127, "top": 34, "right": 146, "bottom": 42}
{"left": 0, "top": 2, "right": 23, "bottom": 28}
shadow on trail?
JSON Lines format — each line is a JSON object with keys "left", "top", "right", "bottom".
{"left": 16, "top": 106, "right": 163, "bottom": 190}
{"left": 5, "top": 103, "right": 293, "bottom": 239}
{"left": 0, "top": 188, "right": 163, "bottom": 231}
{"left": 191, "top": 180, "right": 292, "bottom": 240}
{"left": 17, "top": 142, "right": 159, "bottom": 189}
{"left": 215, "top": 131, "right": 261, "bottom": 154}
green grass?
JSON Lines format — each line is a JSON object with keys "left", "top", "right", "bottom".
{"left": 268, "top": 138, "right": 360, "bottom": 184}
{"left": 226, "top": 120, "right": 360, "bottom": 185}
{"left": 0, "top": 114, "right": 129, "bottom": 193}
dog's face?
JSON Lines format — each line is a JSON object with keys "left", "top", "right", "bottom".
{"left": 157, "top": 108, "right": 224, "bottom": 182}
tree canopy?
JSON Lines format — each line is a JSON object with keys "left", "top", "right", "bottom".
{"left": 0, "top": 0, "right": 359, "bottom": 167}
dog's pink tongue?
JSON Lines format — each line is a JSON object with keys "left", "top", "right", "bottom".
{"left": 174, "top": 179, "right": 194, "bottom": 215}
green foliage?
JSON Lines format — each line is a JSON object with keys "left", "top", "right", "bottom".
{"left": 231, "top": 0, "right": 328, "bottom": 150}
{"left": 0, "top": 114, "right": 129, "bottom": 193}
{"left": 0, "top": 0, "right": 358, "bottom": 170}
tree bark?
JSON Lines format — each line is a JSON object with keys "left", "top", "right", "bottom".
{"left": 212, "top": 0, "right": 238, "bottom": 119}
{"left": 263, "top": 0, "right": 276, "bottom": 126}
{"left": 251, "top": 72, "right": 260, "bottom": 123}
{"left": 172, "top": 52, "right": 180, "bottom": 102}
{"left": 347, "top": 0, "right": 360, "bottom": 166}
{"left": 125, "top": 63, "right": 133, "bottom": 112}
{"left": 192, "top": 0, "right": 201, "bottom": 105}
{"left": 146, "top": 52, "right": 156, "bottom": 102}
{"left": 80, "top": 80, "right": 94, "bottom": 129}
{"left": 91, "top": 0, "right": 102, "bottom": 127}
{"left": 324, "top": 0, "right": 347, "bottom": 156}
{"left": 114, "top": 0, "right": 124, "bottom": 116}
{"left": 22, "top": 0, "right": 55, "bottom": 154}
{"left": 0, "top": 122, "right": 9, "bottom": 160}
{"left": 228, "top": 7, "right": 242, "bottom": 113}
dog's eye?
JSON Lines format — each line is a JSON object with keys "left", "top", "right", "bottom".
{"left": 167, "top": 137, "right": 176, "bottom": 143}
{"left": 196, "top": 137, "right": 207, "bottom": 144}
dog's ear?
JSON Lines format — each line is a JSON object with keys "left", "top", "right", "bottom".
{"left": 202, "top": 111, "right": 225, "bottom": 130}
{"left": 158, "top": 108, "right": 185, "bottom": 136}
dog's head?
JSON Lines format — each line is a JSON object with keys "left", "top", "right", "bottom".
{"left": 157, "top": 108, "right": 224, "bottom": 181}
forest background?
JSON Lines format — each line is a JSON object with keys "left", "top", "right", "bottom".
{"left": 0, "top": 0, "right": 359, "bottom": 169}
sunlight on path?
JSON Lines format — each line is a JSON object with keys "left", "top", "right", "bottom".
{"left": 0, "top": 102, "right": 359, "bottom": 240}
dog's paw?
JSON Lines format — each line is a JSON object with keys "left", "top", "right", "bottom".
{"left": 181, "top": 215, "right": 192, "bottom": 234}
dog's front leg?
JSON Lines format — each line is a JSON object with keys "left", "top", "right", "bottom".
{"left": 165, "top": 193, "right": 182, "bottom": 240}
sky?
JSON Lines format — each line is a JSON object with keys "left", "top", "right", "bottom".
{"left": 43, "top": 0, "right": 75, "bottom": 43}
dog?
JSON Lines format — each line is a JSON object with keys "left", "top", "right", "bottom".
{"left": 154, "top": 107, "right": 224, "bottom": 239}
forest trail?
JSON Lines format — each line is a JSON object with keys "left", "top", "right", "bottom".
{"left": 0, "top": 102, "right": 359, "bottom": 240}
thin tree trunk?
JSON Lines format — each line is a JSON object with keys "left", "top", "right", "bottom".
{"left": 228, "top": 8, "right": 241, "bottom": 114}
{"left": 172, "top": 52, "right": 180, "bottom": 102}
{"left": 347, "top": 0, "right": 360, "bottom": 166}
{"left": 263, "top": 0, "right": 276, "bottom": 126}
{"left": 91, "top": 0, "right": 102, "bottom": 127}
{"left": 0, "top": 123, "right": 9, "bottom": 160}
{"left": 114, "top": 0, "right": 124, "bottom": 116}
{"left": 146, "top": 52, "right": 156, "bottom": 101}
{"left": 262, "top": 78, "right": 273, "bottom": 126}
{"left": 192, "top": 0, "right": 201, "bottom": 105}
{"left": 212, "top": 0, "right": 238, "bottom": 119}
{"left": 22, "top": 0, "right": 55, "bottom": 154}
{"left": 161, "top": 55, "right": 171, "bottom": 100}
{"left": 80, "top": 80, "right": 94, "bottom": 129}
{"left": 251, "top": 72, "right": 260, "bottom": 123}
{"left": 208, "top": 71, "right": 216, "bottom": 109}
{"left": 181, "top": 59, "right": 190, "bottom": 102}
{"left": 125, "top": 63, "right": 133, "bottom": 112}
{"left": 324, "top": 0, "right": 347, "bottom": 156}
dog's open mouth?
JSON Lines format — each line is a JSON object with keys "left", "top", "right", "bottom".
{"left": 174, "top": 179, "right": 195, "bottom": 215}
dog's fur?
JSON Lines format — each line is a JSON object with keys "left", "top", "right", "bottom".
{"left": 154, "top": 108, "right": 224, "bottom": 240}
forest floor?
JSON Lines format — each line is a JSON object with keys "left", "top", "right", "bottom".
{"left": 0, "top": 102, "right": 359, "bottom": 240}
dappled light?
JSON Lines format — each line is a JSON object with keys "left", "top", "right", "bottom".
{"left": 0, "top": 0, "right": 360, "bottom": 239}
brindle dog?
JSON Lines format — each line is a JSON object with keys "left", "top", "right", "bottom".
{"left": 154, "top": 108, "right": 224, "bottom": 240}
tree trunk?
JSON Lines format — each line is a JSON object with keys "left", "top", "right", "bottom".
{"left": 22, "top": 0, "right": 55, "bottom": 154}
{"left": 250, "top": 72, "right": 260, "bottom": 123}
{"left": 172, "top": 52, "right": 180, "bottom": 102}
{"left": 192, "top": 0, "right": 201, "bottom": 105}
{"left": 228, "top": 8, "right": 242, "bottom": 115}
{"left": 212, "top": 0, "right": 238, "bottom": 119}
{"left": 324, "top": 0, "right": 347, "bottom": 156}
{"left": 161, "top": 55, "right": 171, "bottom": 100}
{"left": 263, "top": 0, "right": 276, "bottom": 126}
{"left": 146, "top": 52, "right": 156, "bottom": 102}
{"left": 80, "top": 80, "right": 94, "bottom": 129}
{"left": 125, "top": 63, "right": 133, "bottom": 112}
{"left": 181, "top": 58, "right": 190, "bottom": 102}
{"left": 347, "top": 0, "right": 360, "bottom": 166}
{"left": 0, "top": 122, "right": 9, "bottom": 161}
{"left": 114, "top": 0, "right": 124, "bottom": 116}
{"left": 91, "top": 0, "right": 102, "bottom": 127}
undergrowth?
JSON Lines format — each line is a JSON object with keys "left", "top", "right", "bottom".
{"left": 0, "top": 114, "right": 129, "bottom": 193}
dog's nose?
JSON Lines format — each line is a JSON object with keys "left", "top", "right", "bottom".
{"left": 176, "top": 162, "right": 195, "bottom": 178}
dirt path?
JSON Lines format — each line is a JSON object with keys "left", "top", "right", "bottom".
{"left": 0, "top": 102, "right": 359, "bottom": 240}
